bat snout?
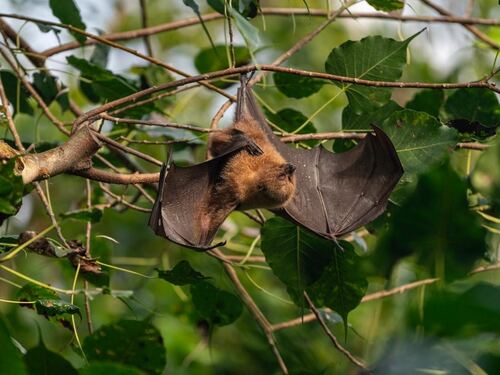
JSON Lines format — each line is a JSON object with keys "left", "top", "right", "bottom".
{"left": 284, "top": 163, "right": 296, "bottom": 175}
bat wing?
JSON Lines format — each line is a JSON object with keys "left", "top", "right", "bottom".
{"left": 149, "top": 140, "right": 250, "bottom": 251}
{"left": 237, "top": 75, "right": 403, "bottom": 238}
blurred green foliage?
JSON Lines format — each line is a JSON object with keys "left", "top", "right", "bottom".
{"left": 0, "top": 0, "right": 499, "bottom": 374}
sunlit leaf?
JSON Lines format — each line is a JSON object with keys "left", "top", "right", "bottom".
{"left": 228, "top": 7, "right": 261, "bottom": 52}
{"left": 325, "top": 31, "right": 422, "bottom": 113}
{"left": 342, "top": 100, "right": 402, "bottom": 130}
{"left": 366, "top": 0, "right": 405, "bottom": 12}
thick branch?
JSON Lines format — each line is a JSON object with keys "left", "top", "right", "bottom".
{"left": 17, "top": 127, "right": 101, "bottom": 184}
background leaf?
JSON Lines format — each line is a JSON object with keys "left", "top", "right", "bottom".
{"left": 48, "top": 0, "right": 86, "bottom": 44}
{"left": 190, "top": 281, "right": 243, "bottom": 326}
{"left": 372, "top": 161, "right": 486, "bottom": 280}
{"left": 24, "top": 341, "right": 78, "bottom": 375}
{"left": 83, "top": 320, "right": 166, "bottom": 375}
{"left": 366, "top": 0, "right": 405, "bottom": 12}
{"left": 157, "top": 260, "right": 209, "bottom": 285}
{"left": 0, "top": 316, "right": 27, "bottom": 375}
{"left": 406, "top": 89, "right": 444, "bottom": 118}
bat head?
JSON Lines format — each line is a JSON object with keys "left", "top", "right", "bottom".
{"left": 238, "top": 160, "right": 296, "bottom": 210}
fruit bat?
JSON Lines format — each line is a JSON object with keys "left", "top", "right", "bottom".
{"left": 149, "top": 75, "right": 403, "bottom": 251}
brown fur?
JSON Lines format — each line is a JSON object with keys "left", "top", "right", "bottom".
{"left": 200, "top": 116, "right": 296, "bottom": 235}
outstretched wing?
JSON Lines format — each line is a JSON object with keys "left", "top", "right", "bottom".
{"left": 237, "top": 75, "right": 403, "bottom": 239}
{"left": 149, "top": 141, "right": 249, "bottom": 251}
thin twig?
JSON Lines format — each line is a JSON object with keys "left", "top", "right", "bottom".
{"left": 34, "top": 9, "right": 500, "bottom": 57}
{"left": 211, "top": 249, "right": 289, "bottom": 374}
{"left": 84, "top": 179, "right": 94, "bottom": 333}
{"left": 304, "top": 292, "right": 366, "bottom": 369}
{"left": 420, "top": 0, "right": 499, "bottom": 50}
{"left": 139, "top": 0, "right": 154, "bottom": 57}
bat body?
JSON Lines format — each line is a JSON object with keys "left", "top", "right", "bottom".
{"left": 149, "top": 75, "right": 403, "bottom": 250}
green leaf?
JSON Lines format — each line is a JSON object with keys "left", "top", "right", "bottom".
{"left": 49, "top": 0, "right": 86, "bottom": 44}
{"left": 90, "top": 43, "right": 111, "bottom": 68}
{"left": 445, "top": 88, "right": 500, "bottom": 129}
{"left": 409, "top": 282, "right": 500, "bottom": 337}
{"left": 79, "top": 362, "right": 145, "bottom": 375}
{"left": 17, "top": 284, "right": 81, "bottom": 321}
{"left": 0, "top": 70, "right": 33, "bottom": 116}
{"left": 32, "top": 72, "right": 58, "bottom": 106}
{"left": 366, "top": 0, "right": 405, "bottom": 12}
{"left": 207, "top": 0, "right": 259, "bottom": 18}
{"left": 471, "top": 132, "right": 500, "bottom": 207}
{"left": 406, "top": 89, "right": 444, "bottom": 118}
{"left": 373, "top": 161, "right": 486, "bottom": 280}
{"left": 228, "top": 7, "right": 261, "bottom": 52}
{"left": 195, "top": 45, "right": 250, "bottom": 72}
{"left": 0, "top": 158, "right": 25, "bottom": 222}
{"left": 261, "top": 217, "right": 333, "bottom": 297}
{"left": 190, "top": 281, "right": 243, "bottom": 326}
{"left": 157, "top": 260, "right": 209, "bottom": 285}
{"left": 83, "top": 320, "right": 166, "bottom": 375}
{"left": 24, "top": 340, "right": 78, "bottom": 375}
{"left": 342, "top": 100, "right": 402, "bottom": 130}
{"left": 194, "top": 45, "right": 250, "bottom": 87}
{"left": 60, "top": 208, "right": 103, "bottom": 223}
{"left": 0, "top": 235, "right": 18, "bottom": 253}
{"left": 182, "top": 0, "right": 216, "bottom": 50}
{"left": 273, "top": 73, "right": 325, "bottom": 98}
{"left": 67, "top": 56, "right": 154, "bottom": 117}
{"left": 0, "top": 315, "right": 27, "bottom": 375}
{"left": 265, "top": 108, "right": 318, "bottom": 146}
{"left": 325, "top": 31, "right": 422, "bottom": 113}
{"left": 33, "top": 299, "right": 81, "bottom": 319}
{"left": 306, "top": 241, "right": 368, "bottom": 329}
{"left": 380, "top": 109, "right": 458, "bottom": 202}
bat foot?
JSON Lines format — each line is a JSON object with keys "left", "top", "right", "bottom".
{"left": 246, "top": 141, "right": 263, "bottom": 156}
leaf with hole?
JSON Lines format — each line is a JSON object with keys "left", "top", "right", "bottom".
{"left": 83, "top": 320, "right": 166, "bottom": 375}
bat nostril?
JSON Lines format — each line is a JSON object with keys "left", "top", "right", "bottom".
{"left": 284, "top": 163, "right": 296, "bottom": 175}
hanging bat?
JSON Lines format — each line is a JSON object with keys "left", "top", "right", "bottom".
{"left": 149, "top": 75, "right": 403, "bottom": 250}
